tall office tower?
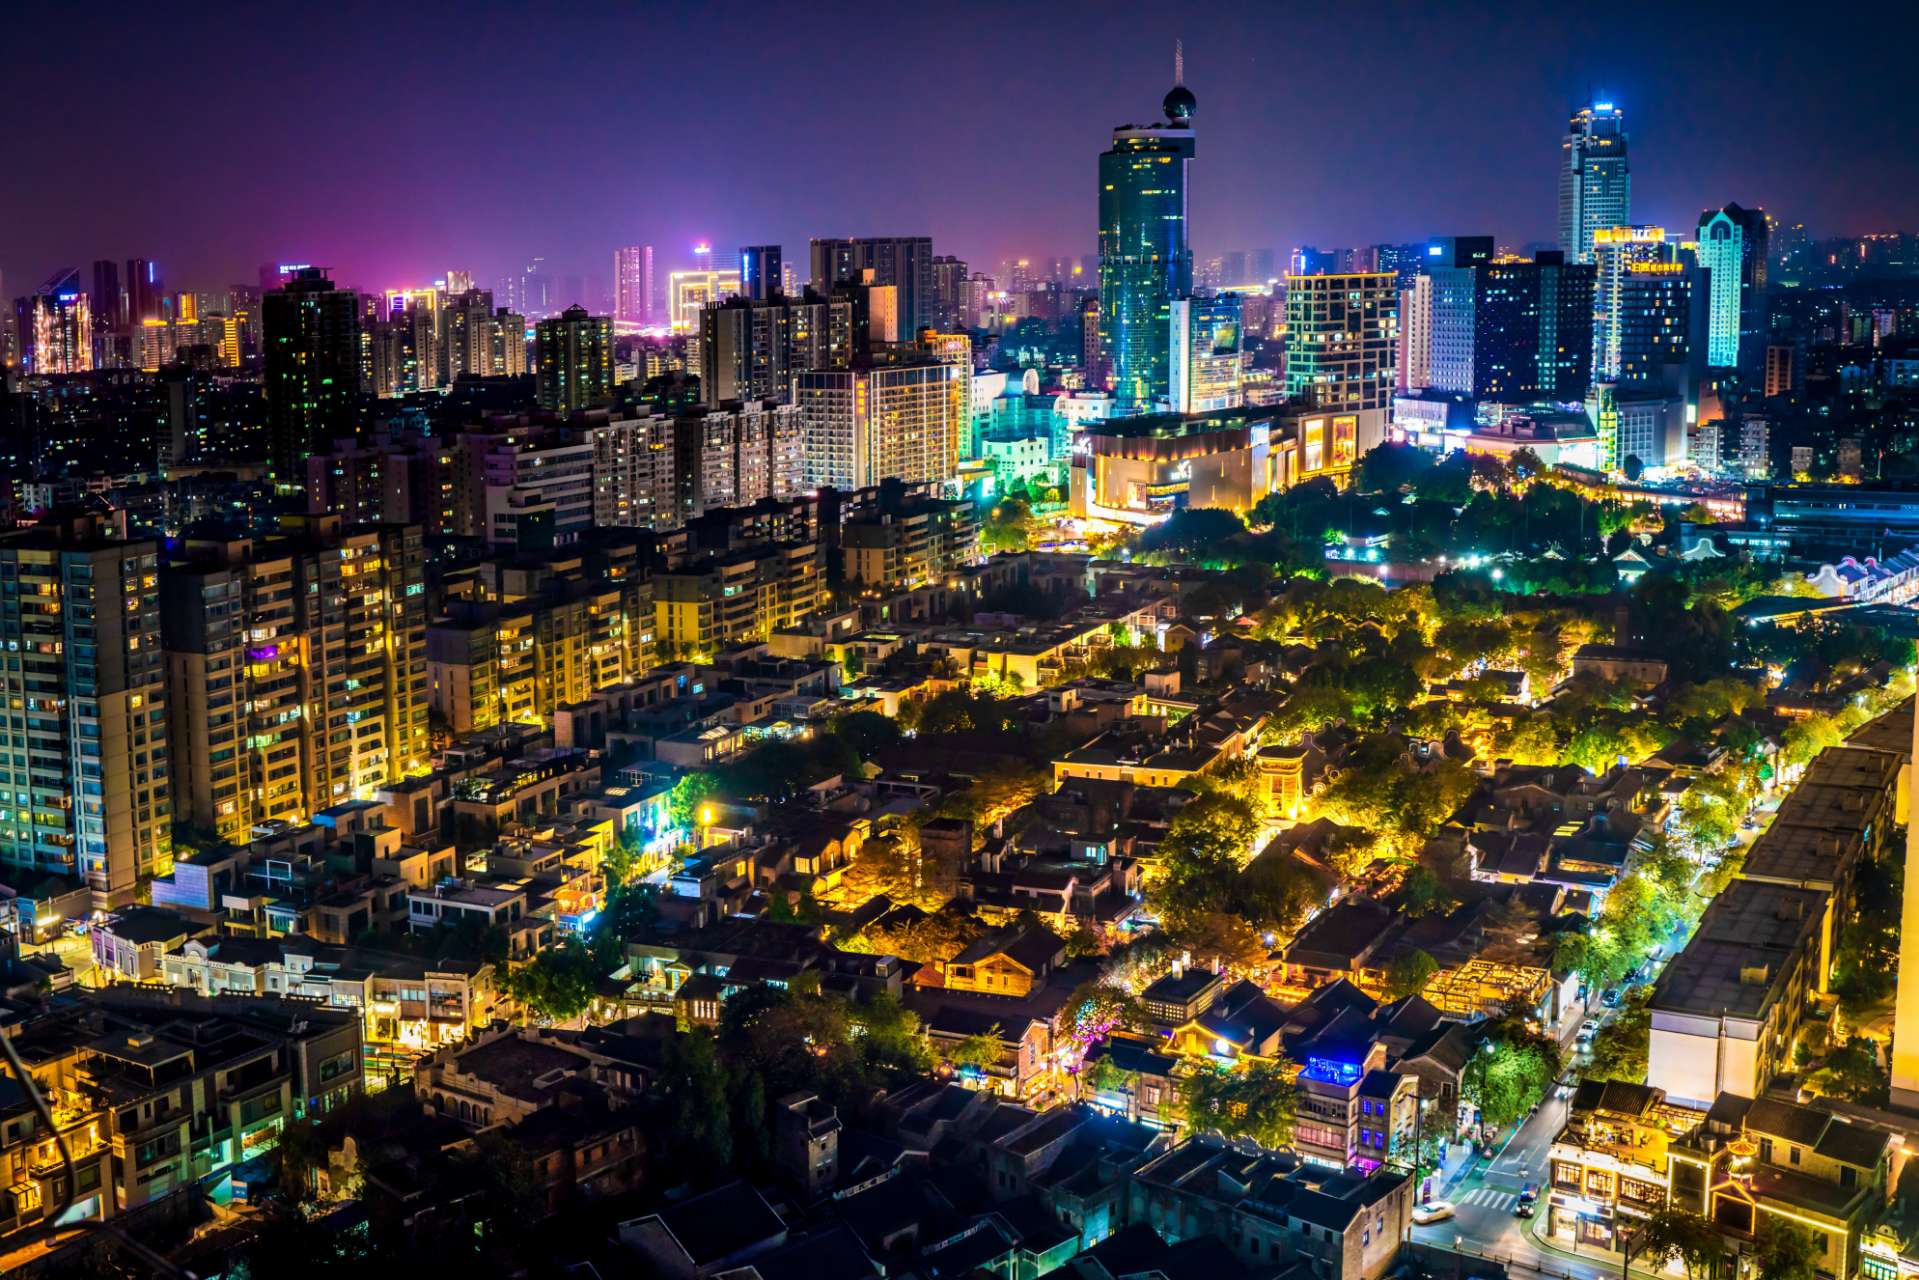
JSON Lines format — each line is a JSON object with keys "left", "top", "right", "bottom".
{"left": 535, "top": 306, "right": 614, "bottom": 411}
{"left": 1399, "top": 275, "right": 1433, "bottom": 391}
{"left": 830, "top": 276, "right": 901, "bottom": 354}
{"left": 930, "top": 256, "right": 969, "bottom": 331}
{"left": 1764, "top": 344, "right": 1794, "bottom": 398}
{"left": 1592, "top": 226, "right": 1672, "bottom": 378}
{"left": 1558, "top": 100, "right": 1630, "bottom": 264}
{"left": 698, "top": 292, "right": 855, "bottom": 405}
{"left": 1426, "top": 251, "right": 1596, "bottom": 404}
{"left": 126, "top": 258, "right": 162, "bottom": 322}
{"left": 521, "top": 257, "right": 551, "bottom": 317}
{"left": 14, "top": 270, "right": 93, "bottom": 374}
{"left": 0, "top": 514, "right": 169, "bottom": 907}
{"left": 1696, "top": 204, "right": 1770, "bottom": 373}
{"left": 667, "top": 269, "right": 743, "bottom": 334}
{"left": 1169, "top": 294, "right": 1244, "bottom": 413}
{"left": 1284, "top": 271, "right": 1398, "bottom": 421}
{"left": 794, "top": 359, "right": 965, "bottom": 490}
{"left": 443, "top": 287, "right": 500, "bottom": 379}
{"left": 1368, "top": 243, "right": 1429, "bottom": 291}
{"left": 741, "top": 245, "right": 783, "bottom": 302}
{"left": 808, "top": 236, "right": 936, "bottom": 334}
{"left": 91, "top": 260, "right": 125, "bottom": 332}
{"left": 614, "top": 245, "right": 655, "bottom": 332}
{"left": 1098, "top": 67, "right": 1196, "bottom": 413}
{"left": 263, "top": 268, "right": 361, "bottom": 481}
{"left": 1614, "top": 261, "right": 1709, "bottom": 392}
{"left": 160, "top": 519, "right": 429, "bottom": 841}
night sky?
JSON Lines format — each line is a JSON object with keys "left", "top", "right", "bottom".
{"left": 5, "top": 0, "right": 1916, "bottom": 300}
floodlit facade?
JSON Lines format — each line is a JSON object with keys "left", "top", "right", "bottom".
{"left": 1559, "top": 101, "right": 1630, "bottom": 264}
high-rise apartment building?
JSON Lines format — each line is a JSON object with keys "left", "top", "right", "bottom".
{"left": 0, "top": 513, "right": 169, "bottom": 907}
{"left": 930, "top": 256, "right": 969, "bottom": 332}
{"left": 534, "top": 306, "right": 614, "bottom": 411}
{"left": 14, "top": 269, "right": 94, "bottom": 375}
{"left": 1696, "top": 204, "right": 1770, "bottom": 373}
{"left": 614, "top": 245, "right": 655, "bottom": 333}
{"left": 1284, "top": 272, "right": 1398, "bottom": 419}
{"left": 698, "top": 292, "right": 854, "bottom": 405}
{"left": 161, "top": 517, "right": 430, "bottom": 842}
{"left": 794, "top": 359, "right": 965, "bottom": 491}
{"left": 1399, "top": 276, "right": 1433, "bottom": 391}
{"left": 809, "top": 237, "right": 936, "bottom": 335}
{"left": 1169, "top": 294, "right": 1244, "bottom": 414}
{"left": 1558, "top": 101, "right": 1630, "bottom": 264}
{"left": 443, "top": 287, "right": 501, "bottom": 380}
{"left": 263, "top": 267, "right": 362, "bottom": 483}
{"left": 585, "top": 402, "right": 804, "bottom": 530}
{"left": 1098, "top": 76, "right": 1196, "bottom": 412}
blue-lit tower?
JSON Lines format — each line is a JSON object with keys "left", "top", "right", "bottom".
{"left": 1098, "top": 49, "right": 1195, "bottom": 413}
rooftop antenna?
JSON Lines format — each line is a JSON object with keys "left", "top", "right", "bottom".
{"left": 1175, "top": 39, "right": 1185, "bottom": 86}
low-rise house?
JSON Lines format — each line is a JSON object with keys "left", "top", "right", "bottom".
{"left": 1546, "top": 1079, "right": 1699, "bottom": 1252}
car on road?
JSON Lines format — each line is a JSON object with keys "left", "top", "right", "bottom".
{"left": 1412, "top": 1200, "right": 1456, "bottom": 1225}
{"left": 1514, "top": 1202, "right": 1534, "bottom": 1219}
{"left": 1601, "top": 988, "right": 1621, "bottom": 1007}
{"left": 1581, "top": 1018, "right": 1601, "bottom": 1034}
{"left": 1519, "top": 1185, "right": 1537, "bottom": 1204}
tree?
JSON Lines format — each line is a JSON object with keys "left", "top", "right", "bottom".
{"left": 668, "top": 771, "right": 723, "bottom": 832}
{"left": 1384, "top": 949, "right": 1439, "bottom": 1000}
{"left": 1629, "top": 1207, "right": 1722, "bottom": 1280}
{"left": 660, "top": 1030, "right": 734, "bottom": 1183}
{"left": 952, "top": 1026, "right": 1004, "bottom": 1074}
{"left": 1463, "top": 1020, "right": 1560, "bottom": 1133}
{"left": 980, "top": 497, "right": 1035, "bottom": 554}
{"left": 1756, "top": 1221, "right": 1820, "bottom": 1280}
{"left": 1178, "top": 1059, "right": 1298, "bottom": 1149}
{"left": 1623, "top": 454, "right": 1646, "bottom": 482}
{"left": 499, "top": 942, "right": 597, "bottom": 1023}
{"left": 1587, "top": 990, "right": 1651, "bottom": 1083}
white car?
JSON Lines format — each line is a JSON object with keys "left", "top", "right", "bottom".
{"left": 1412, "top": 1200, "right": 1456, "bottom": 1225}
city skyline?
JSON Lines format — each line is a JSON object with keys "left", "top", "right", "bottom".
{"left": 4, "top": 1, "right": 1916, "bottom": 294}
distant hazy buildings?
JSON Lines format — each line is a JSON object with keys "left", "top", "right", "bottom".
{"left": 15, "top": 268, "right": 94, "bottom": 375}
{"left": 614, "top": 244, "right": 654, "bottom": 333}
{"left": 1559, "top": 100, "right": 1630, "bottom": 264}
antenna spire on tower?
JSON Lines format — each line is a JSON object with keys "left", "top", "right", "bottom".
{"left": 1175, "top": 39, "right": 1184, "bottom": 87}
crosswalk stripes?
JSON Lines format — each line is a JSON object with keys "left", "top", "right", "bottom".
{"left": 1458, "top": 1188, "right": 1517, "bottom": 1209}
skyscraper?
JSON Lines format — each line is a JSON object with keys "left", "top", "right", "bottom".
{"left": 1558, "top": 101, "right": 1630, "bottom": 264}
{"left": 262, "top": 267, "right": 362, "bottom": 481}
{"left": 1696, "top": 204, "right": 1770, "bottom": 373}
{"left": 14, "top": 269, "right": 93, "bottom": 374}
{"left": 614, "top": 245, "right": 655, "bottom": 333}
{"left": 1592, "top": 226, "right": 1672, "bottom": 379}
{"left": 740, "top": 245, "right": 783, "bottom": 302}
{"left": 444, "top": 287, "right": 501, "bottom": 380}
{"left": 1098, "top": 61, "right": 1195, "bottom": 413}
{"left": 91, "top": 259, "right": 124, "bottom": 333}
{"left": 808, "top": 236, "right": 935, "bottom": 335}
{"left": 535, "top": 305, "right": 615, "bottom": 411}
{"left": 1613, "top": 260, "right": 1709, "bottom": 392}
{"left": 1426, "top": 252, "right": 1596, "bottom": 404}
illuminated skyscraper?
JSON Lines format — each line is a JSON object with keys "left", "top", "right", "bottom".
{"left": 667, "top": 269, "right": 742, "bottom": 334}
{"left": 698, "top": 292, "right": 854, "bottom": 405}
{"left": 614, "top": 245, "right": 654, "bottom": 333}
{"left": 1284, "top": 272, "right": 1397, "bottom": 413}
{"left": 794, "top": 359, "right": 964, "bottom": 490}
{"left": 1696, "top": 204, "right": 1770, "bottom": 373}
{"left": 263, "top": 267, "right": 361, "bottom": 482}
{"left": 1425, "top": 252, "right": 1595, "bottom": 404}
{"left": 1592, "top": 226, "right": 1672, "bottom": 378}
{"left": 14, "top": 269, "right": 93, "bottom": 374}
{"left": 536, "top": 306, "right": 614, "bottom": 411}
{"left": 1558, "top": 101, "right": 1630, "bottom": 264}
{"left": 1098, "top": 57, "right": 1195, "bottom": 413}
